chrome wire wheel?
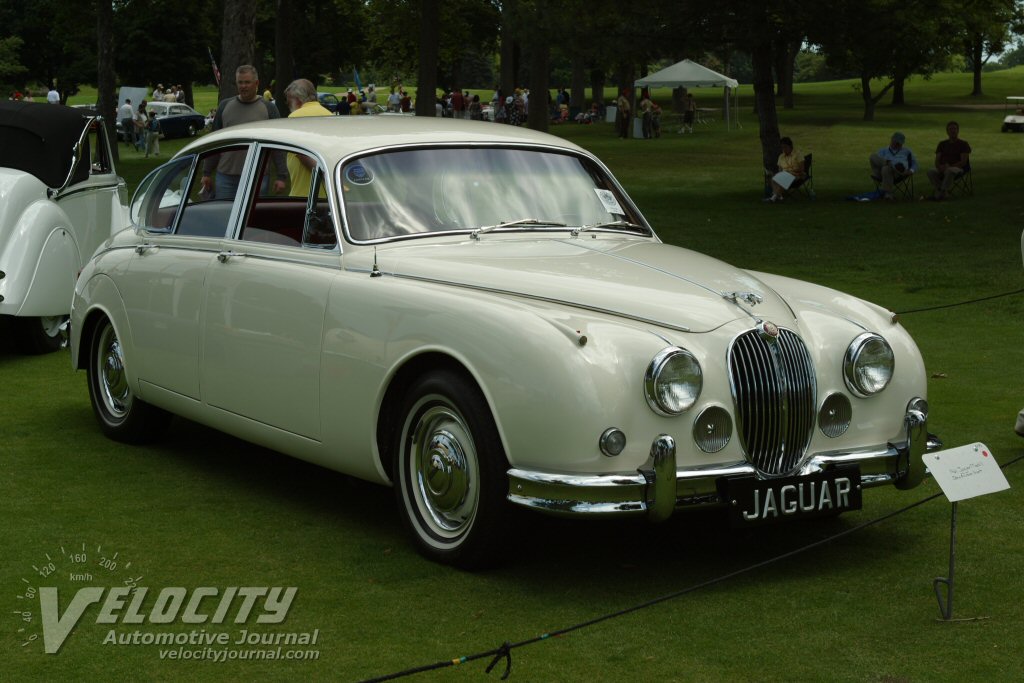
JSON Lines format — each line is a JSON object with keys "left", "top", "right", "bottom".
{"left": 95, "top": 322, "right": 132, "bottom": 421}
{"left": 405, "top": 400, "right": 480, "bottom": 541}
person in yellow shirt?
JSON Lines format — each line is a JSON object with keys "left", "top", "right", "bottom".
{"left": 765, "top": 136, "right": 805, "bottom": 202}
{"left": 283, "top": 78, "right": 332, "bottom": 197}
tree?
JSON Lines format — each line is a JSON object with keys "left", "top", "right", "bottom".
{"left": 218, "top": 0, "right": 258, "bottom": 100}
{"left": 415, "top": 0, "right": 439, "bottom": 116}
{"left": 960, "top": 0, "right": 1019, "bottom": 96}
{"left": 0, "top": 0, "right": 95, "bottom": 100}
{"left": 0, "top": 35, "right": 26, "bottom": 82}
{"left": 809, "top": 0, "right": 955, "bottom": 119}
{"left": 364, "top": 0, "right": 498, "bottom": 90}
{"left": 113, "top": 0, "right": 217, "bottom": 108}
{"left": 97, "top": 0, "right": 118, "bottom": 164}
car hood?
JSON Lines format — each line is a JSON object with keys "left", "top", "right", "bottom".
{"left": 360, "top": 237, "right": 796, "bottom": 333}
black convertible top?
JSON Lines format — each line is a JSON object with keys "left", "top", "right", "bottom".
{"left": 0, "top": 100, "right": 95, "bottom": 189}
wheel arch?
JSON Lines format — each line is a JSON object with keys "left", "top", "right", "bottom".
{"left": 75, "top": 306, "right": 114, "bottom": 371}
{"left": 375, "top": 351, "right": 498, "bottom": 482}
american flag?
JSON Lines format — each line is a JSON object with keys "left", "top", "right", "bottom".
{"left": 207, "top": 46, "right": 221, "bottom": 86}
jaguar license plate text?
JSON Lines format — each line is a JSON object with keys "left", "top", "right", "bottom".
{"left": 723, "top": 467, "right": 862, "bottom": 527}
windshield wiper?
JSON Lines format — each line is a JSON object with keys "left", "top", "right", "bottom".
{"left": 470, "top": 218, "right": 567, "bottom": 240}
{"left": 571, "top": 220, "right": 646, "bottom": 237}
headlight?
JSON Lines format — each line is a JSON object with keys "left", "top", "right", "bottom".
{"left": 844, "top": 333, "right": 894, "bottom": 397}
{"left": 645, "top": 347, "right": 702, "bottom": 416}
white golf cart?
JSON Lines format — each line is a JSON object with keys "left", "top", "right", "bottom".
{"left": 1001, "top": 96, "right": 1024, "bottom": 132}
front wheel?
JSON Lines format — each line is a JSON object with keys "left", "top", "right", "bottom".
{"left": 14, "top": 315, "right": 68, "bottom": 354}
{"left": 393, "top": 371, "right": 511, "bottom": 568}
{"left": 86, "top": 316, "right": 169, "bottom": 443}
{"left": 187, "top": 122, "right": 197, "bottom": 136}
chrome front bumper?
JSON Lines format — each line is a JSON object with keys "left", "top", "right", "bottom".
{"left": 507, "top": 408, "right": 933, "bottom": 521}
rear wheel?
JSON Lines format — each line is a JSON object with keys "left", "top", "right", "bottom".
{"left": 393, "top": 370, "right": 511, "bottom": 568}
{"left": 14, "top": 315, "right": 68, "bottom": 354}
{"left": 86, "top": 316, "right": 169, "bottom": 443}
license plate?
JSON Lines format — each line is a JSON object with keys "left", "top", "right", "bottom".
{"left": 723, "top": 467, "right": 862, "bottom": 527}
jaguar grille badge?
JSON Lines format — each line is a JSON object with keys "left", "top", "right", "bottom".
{"left": 757, "top": 320, "right": 780, "bottom": 340}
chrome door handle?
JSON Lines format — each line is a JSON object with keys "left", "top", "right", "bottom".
{"left": 135, "top": 244, "right": 155, "bottom": 255}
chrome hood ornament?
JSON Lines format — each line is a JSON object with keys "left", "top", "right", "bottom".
{"left": 724, "top": 291, "right": 764, "bottom": 307}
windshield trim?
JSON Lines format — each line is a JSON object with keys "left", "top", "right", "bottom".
{"left": 334, "top": 141, "right": 655, "bottom": 246}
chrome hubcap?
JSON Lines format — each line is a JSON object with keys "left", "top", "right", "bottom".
{"left": 97, "top": 325, "right": 130, "bottom": 418}
{"left": 409, "top": 405, "right": 477, "bottom": 537}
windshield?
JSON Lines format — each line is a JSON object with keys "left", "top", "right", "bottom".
{"left": 338, "top": 147, "right": 646, "bottom": 242}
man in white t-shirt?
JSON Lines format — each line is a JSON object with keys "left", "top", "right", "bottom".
{"left": 118, "top": 99, "right": 134, "bottom": 147}
{"left": 46, "top": 85, "right": 59, "bottom": 104}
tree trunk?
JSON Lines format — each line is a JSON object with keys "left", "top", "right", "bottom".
{"left": 415, "top": 0, "right": 439, "bottom": 117}
{"left": 499, "top": 4, "right": 515, "bottom": 99}
{"left": 778, "top": 39, "right": 802, "bottom": 109}
{"left": 218, "top": 0, "right": 257, "bottom": 101}
{"left": 891, "top": 66, "right": 906, "bottom": 106}
{"left": 861, "top": 74, "right": 875, "bottom": 121}
{"left": 570, "top": 56, "right": 585, "bottom": 110}
{"left": 526, "top": 38, "right": 549, "bottom": 131}
{"left": 274, "top": 0, "right": 294, "bottom": 117}
{"left": 752, "top": 42, "right": 780, "bottom": 174}
{"left": 970, "top": 38, "right": 984, "bottom": 96}
{"left": 96, "top": 0, "right": 118, "bottom": 164}
{"left": 589, "top": 68, "right": 604, "bottom": 110}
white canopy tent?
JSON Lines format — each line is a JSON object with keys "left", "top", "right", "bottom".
{"left": 634, "top": 59, "right": 741, "bottom": 129}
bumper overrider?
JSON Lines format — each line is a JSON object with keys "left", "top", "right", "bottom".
{"left": 507, "top": 404, "right": 933, "bottom": 522}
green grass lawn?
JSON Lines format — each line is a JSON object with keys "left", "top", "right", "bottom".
{"left": 4, "top": 70, "right": 1023, "bottom": 682}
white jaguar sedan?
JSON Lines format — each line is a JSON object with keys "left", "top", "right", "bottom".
{"left": 71, "top": 117, "right": 935, "bottom": 567}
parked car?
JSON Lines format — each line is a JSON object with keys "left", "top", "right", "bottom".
{"left": 0, "top": 101, "right": 126, "bottom": 353}
{"left": 317, "top": 92, "right": 340, "bottom": 113}
{"left": 70, "top": 117, "right": 938, "bottom": 567}
{"left": 117, "top": 101, "right": 206, "bottom": 140}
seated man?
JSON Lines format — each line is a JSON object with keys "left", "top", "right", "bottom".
{"left": 764, "top": 136, "right": 804, "bottom": 202}
{"left": 869, "top": 132, "right": 917, "bottom": 200}
{"left": 926, "top": 121, "right": 971, "bottom": 201}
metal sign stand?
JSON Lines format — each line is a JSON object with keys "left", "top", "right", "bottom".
{"left": 931, "top": 501, "right": 990, "bottom": 622}
{"left": 924, "top": 442, "right": 1009, "bottom": 623}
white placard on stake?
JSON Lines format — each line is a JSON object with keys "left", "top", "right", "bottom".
{"left": 923, "top": 442, "right": 1010, "bottom": 502}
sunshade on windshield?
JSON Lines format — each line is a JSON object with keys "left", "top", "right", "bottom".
{"left": 0, "top": 100, "right": 93, "bottom": 189}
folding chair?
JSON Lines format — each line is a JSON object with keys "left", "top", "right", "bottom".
{"left": 946, "top": 163, "right": 973, "bottom": 198}
{"left": 872, "top": 170, "right": 915, "bottom": 200}
{"left": 763, "top": 154, "right": 815, "bottom": 200}
{"left": 789, "top": 154, "right": 815, "bottom": 199}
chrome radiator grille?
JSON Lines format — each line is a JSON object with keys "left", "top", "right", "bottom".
{"left": 728, "top": 328, "right": 816, "bottom": 476}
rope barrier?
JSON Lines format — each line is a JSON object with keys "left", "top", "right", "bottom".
{"left": 359, "top": 455, "right": 1022, "bottom": 683}
{"left": 894, "top": 287, "right": 1024, "bottom": 315}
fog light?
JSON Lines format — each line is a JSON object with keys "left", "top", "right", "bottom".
{"left": 692, "top": 406, "right": 731, "bottom": 453}
{"left": 599, "top": 428, "right": 627, "bottom": 457}
{"left": 818, "top": 393, "right": 852, "bottom": 438}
